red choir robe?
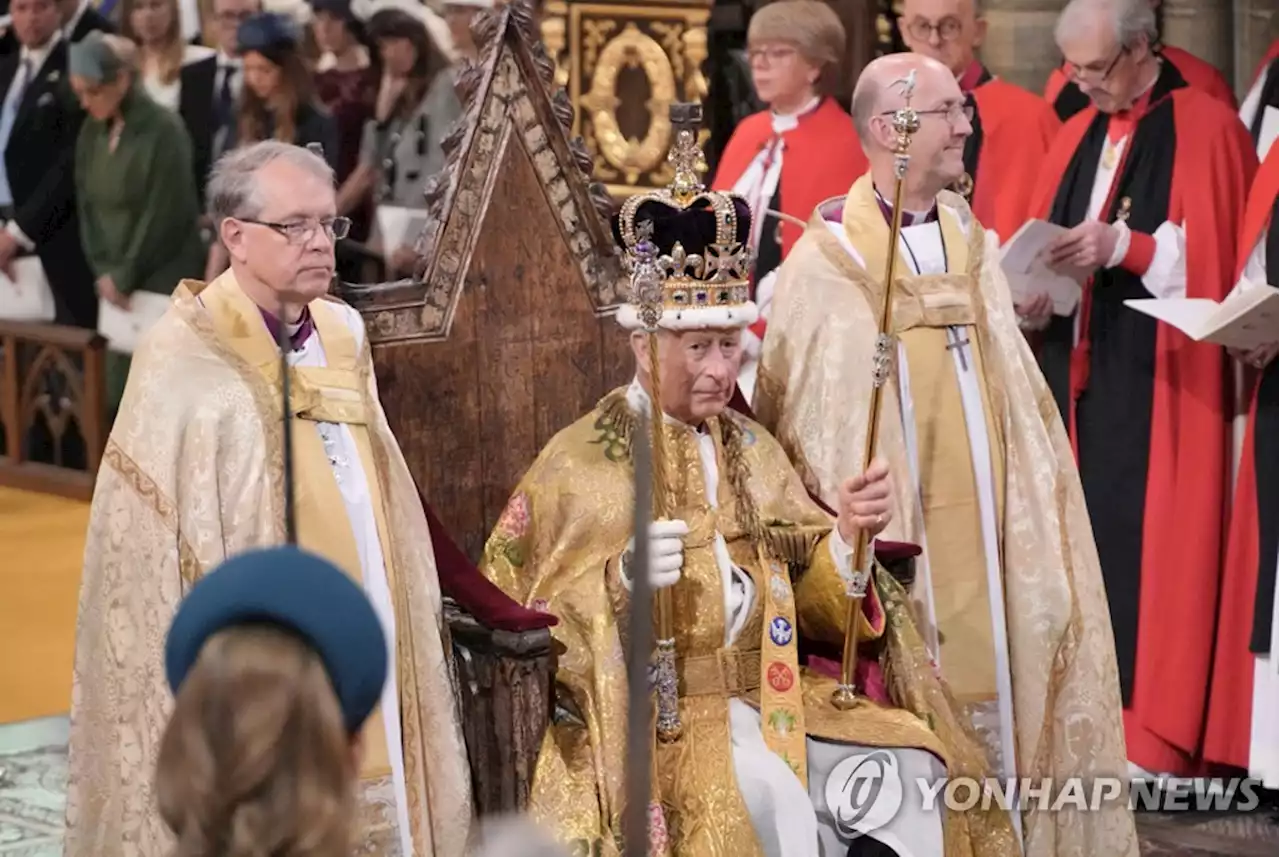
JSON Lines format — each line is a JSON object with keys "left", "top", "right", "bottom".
{"left": 711, "top": 96, "right": 865, "bottom": 341}
{"left": 1028, "top": 60, "right": 1257, "bottom": 775}
{"left": 1252, "top": 39, "right": 1280, "bottom": 91}
{"left": 1044, "top": 45, "right": 1236, "bottom": 122}
{"left": 1242, "top": 39, "right": 1279, "bottom": 154}
{"left": 1202, "top": 141, "right": 1279, "bottom": 770}
{"left": 959, "top": 61, "right": 1062, "bottom": 241}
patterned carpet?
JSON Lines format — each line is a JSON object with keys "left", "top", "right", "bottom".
{"left": 1, "top": 715, "right": 1275, "bottom": 856}
{"left": 0, "top": 717, "right": 65, "bottom": 856}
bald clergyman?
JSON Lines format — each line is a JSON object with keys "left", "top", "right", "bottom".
{"left": 753, "top": 52, "right": 1139, "bottom": 857}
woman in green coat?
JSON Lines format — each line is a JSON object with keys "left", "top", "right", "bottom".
{"left": 69, "top": 32, "right": 207, "bottom": 413}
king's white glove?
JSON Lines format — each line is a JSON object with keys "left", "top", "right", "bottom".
{"left": 620, "top": 518, "right": 689, "bottom": 592}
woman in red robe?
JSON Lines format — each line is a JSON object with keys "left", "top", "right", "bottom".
{"left": 710, "top": 0, "right": 865, "bottom": 398}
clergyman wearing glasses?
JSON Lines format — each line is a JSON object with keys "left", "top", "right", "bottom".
{"left": 65, "top": 137, "right": 475, "bottom": 856}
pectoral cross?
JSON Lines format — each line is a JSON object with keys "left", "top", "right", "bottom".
{"left": 945, "top": 326, "right": 970, "bottom": 371}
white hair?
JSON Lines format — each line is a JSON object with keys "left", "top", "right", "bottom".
{"left": 206, "top": 141, "right": 335, "bottom": 227}
{"left": 1055, "top": 0, "right": 1157, "bottom": 50}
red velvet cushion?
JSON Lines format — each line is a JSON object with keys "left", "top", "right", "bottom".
{"left": 419, "top": 493, "right": 558, "bottom": 632}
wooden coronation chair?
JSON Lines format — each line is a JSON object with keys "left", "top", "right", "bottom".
{"left": 340, "top": 0, "right": 631, "bottom": 816}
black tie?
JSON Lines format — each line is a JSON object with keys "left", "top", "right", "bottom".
{"left": 215, "top": 65, "right": 235, "bottom": 131}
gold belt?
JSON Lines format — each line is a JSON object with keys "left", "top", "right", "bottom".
{"left": 677, "top": 648, "right": 761, "bottom": 698}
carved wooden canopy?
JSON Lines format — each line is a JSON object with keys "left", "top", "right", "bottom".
{"left": 342, "top": 0, "right": 635, "bottom": 560}
{"left": 347, "top": 0, "right": 626, "bottom": 345}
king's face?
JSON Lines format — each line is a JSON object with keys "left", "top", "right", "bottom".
{"left": 658, "top": 328, "right": 743, "bottom": 424}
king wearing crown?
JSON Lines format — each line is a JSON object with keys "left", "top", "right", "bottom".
{"left": 479, "top": 105, "right": 1017, "bottom": 857}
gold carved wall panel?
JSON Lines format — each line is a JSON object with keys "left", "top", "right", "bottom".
{"left": 541, "top": 0, "right": 712, "bottom": 198}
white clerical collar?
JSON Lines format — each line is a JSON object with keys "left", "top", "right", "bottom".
{"left": 771, "top": 95, "right": 821, "bottom": 133}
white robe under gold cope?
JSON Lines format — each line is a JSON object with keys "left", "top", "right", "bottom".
{"left": 64, "top": 272, "right": 473, "bottom": 857}
{"left": 754, "top": 175, "right": 1138, "bottom": 857}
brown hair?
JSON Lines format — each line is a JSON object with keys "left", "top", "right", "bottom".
{"left": 367, "top": 8, "right": 452, "bottom": 122}
{"left": 155, "top": 624, "right": 357, "bottom": 857}
{"left": 120, "top": 0, "right": 185, "bottom": 84}
{"left": 748, "top": 0, "right": 848, "bottom": 96}
{"left": 238, "top": 42, "right": 317, "bottom": 146}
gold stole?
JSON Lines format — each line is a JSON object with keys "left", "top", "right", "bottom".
{"left": 198, "top": 273, "right": 401, "bottom": 782}
{"left": 708, "top": 427, "right": 809, "bottom": 786}
{"left": 840, "top": 176, "right": 1007, "bottom": 706}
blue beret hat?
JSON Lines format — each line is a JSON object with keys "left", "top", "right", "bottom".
{"left": 164, "top": 546, "right": 388, "bottom": 734}
{"left": 237, "top": 12, "right": 300, "bottom": 62}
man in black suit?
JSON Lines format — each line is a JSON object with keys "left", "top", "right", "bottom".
{"left": 0, "top": 0, "right": 111, "bottom": 56}
{"left": 0, "top": 0, "right": 96, "bottom": 327}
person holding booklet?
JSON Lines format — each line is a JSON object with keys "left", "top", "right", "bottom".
{"left": 69, "top": 31, "right": 207, "bottom": 414}
{"left": 1027, "top": 0, "right": 1255, "bottom": 779}
{"left": 1204, "top": 139, "right": 1279, "bottom": 790}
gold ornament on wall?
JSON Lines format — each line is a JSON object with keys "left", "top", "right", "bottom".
{"left": 541, "top": 0, "right": 713, "bottom": 198}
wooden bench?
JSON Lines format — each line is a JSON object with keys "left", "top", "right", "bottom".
{"left": 0, "top": 320, "right": 107, "bottom": 501}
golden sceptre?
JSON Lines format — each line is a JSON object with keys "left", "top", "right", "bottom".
{"left": 832, "top": 72, "right": 922, "bottom": 710}
{"left": 631, "top": 219, "right": 682, "bottom": 743}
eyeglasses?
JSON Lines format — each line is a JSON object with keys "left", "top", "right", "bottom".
{"left": 1065, "top": 46, "right": 1128, "bottom": 83}
{"left": 880, "top": 101, "right": 974, "bottom": 125}
{"left": 746, "top": 45, "right": 798, "bottom": 65}
{"left": 239, "top": 216, "right": 351, "bottom": 245}
{"left": 904, "top": 16, "right": 964, "bottom": 42}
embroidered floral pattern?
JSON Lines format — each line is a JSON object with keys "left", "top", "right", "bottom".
{"left": 589, "top": 409, "right": 629, "bottom": 461}
{"left": 496, "top": 492, "right": 531, "bottom": 539}
{"left": 768, "top": 708, "right": 797, "bottom": 738}
{"left": 648, "top": 801, "right": 670, "bottom": 855}
{"left": 490, "top": 492, "right": 532, "bottom": 568}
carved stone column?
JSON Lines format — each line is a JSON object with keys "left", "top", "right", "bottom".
{"left": 1163, "top": 0, "right": 1234, "bottom": 85}
{"left": 1233, "top": 0, "right": 1277, "bottom": 93}
{"left": 975, "top": 0, "right": 1064, "bottom": 93}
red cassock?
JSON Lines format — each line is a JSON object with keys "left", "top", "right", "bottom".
{"left": 1029, "top": 64, "right": 1257, "bottom": 775}
{"left": 1044, "top": 45, "right": 1236, "bottom": 122}
{"left": 1202, "top": 141, "right": 1279, "bottom": 770}
{"left": 712, "top": 96, "right": 866, "bottom": 258}
{"left": 966, "top": 73, "right": 1062, "bottom": 241}
{"left": 711, "top": 97, "right": 866, "bottom": 341}
{"left": 1253, "top": 39, "right": 1280, "bottom": 89}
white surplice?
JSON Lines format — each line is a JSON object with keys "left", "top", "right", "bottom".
{"left": 730, "top": 96, "right": 820, "bottom": 402}
{"left": 625, "top": 381, "right": 947, "bottom": 857}
{"left": 289, "top": 304, "right": 414, "bottom": 857}
{"left": 1232, "top": 240, "right": 1279, "bottom": 790}
{"left": 820, "top": 202, "right": 1022, "bottom": 849}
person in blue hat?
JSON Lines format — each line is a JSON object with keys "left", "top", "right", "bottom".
{"left": 153, "top": 545, "right": 388, "bottom": 856}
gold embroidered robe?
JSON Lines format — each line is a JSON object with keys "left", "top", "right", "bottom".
{"left": 481, "top": 387, "right": 1018, "bottom": 857}
{"left": 754, "top": 176, "right": 1138, "bottom": 857}
{"left": 65, "top": 271, "right": 473, "bottom": 857}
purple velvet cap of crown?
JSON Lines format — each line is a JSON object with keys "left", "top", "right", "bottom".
{"left": 610, "top": 195, "right": 753, "bottom": 258}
